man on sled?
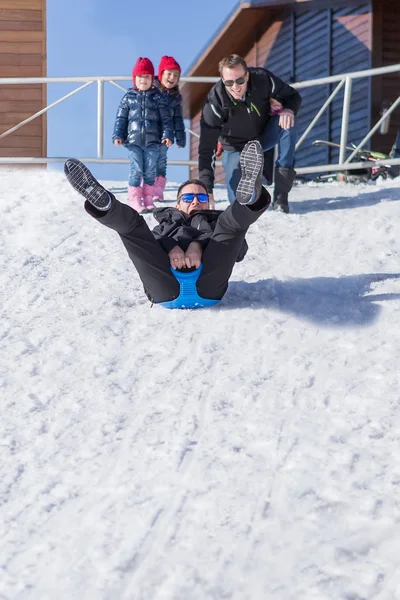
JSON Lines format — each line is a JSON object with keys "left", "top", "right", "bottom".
{"left": 64, "top": 140, "right": 270, "bottom": 309}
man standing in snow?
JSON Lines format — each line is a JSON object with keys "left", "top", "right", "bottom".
{"left": 64, "top": 140, "right": 270, "bottom": 309}
{"left": 198, "top": 54, "right": 301, "bottom": 214}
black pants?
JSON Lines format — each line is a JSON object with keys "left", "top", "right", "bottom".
{"left": 85, "top": 189, "right": 270, "bottom": 303}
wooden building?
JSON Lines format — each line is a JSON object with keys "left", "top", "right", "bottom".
{"left": 181, "top": 0, "right": 400, "bottom": 182}
{"left": 0, "top": 0, "right": 47, "bottom": 160}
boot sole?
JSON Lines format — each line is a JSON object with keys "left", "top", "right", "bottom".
{"left": 64, "top": 159, "right": 111, "bottom": 210}
{"left": 236, "top": 141, "right": 264, "bottom": 205}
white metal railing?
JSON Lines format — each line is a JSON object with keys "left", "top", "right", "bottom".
{"left": 0, "top": 64, "right": 400, "bottom": 175}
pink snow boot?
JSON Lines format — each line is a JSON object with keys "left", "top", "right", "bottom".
{"left": 152, "top": 175, "right": 167, "bottom": 201}
{"left": 142, "top": 184, "right": 156, "bottom": 212}
{"left": 128, "top": 185, "right": 143, "bottom": 212}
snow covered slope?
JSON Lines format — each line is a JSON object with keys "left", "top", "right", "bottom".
{"left": 1, "top": 167, "right": 400, "bottom": 599}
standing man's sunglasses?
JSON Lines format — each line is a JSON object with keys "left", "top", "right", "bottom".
{"left": 178, "top": 192, "right": 209, "bottom": 203}
{"left": 223, "top": 75, "right": 247, "bottom": 87}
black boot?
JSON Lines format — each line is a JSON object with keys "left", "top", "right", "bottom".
{"left": 64, "top": 158, "right": 112, "bottom": 210}
{"left": 272, "top": 167, "right": 296, "bottom": 214}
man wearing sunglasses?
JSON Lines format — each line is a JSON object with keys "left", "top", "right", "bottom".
{"left": 198, "top": 54, "right": 301, "bottom": 214}
{"left": 63, "top": 140, "right": 270, "bottom": 307}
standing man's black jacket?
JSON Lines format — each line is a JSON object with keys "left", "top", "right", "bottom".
{"left": 152, "top": 206, "right": 248, "bottom": 261}
{"left": 198, "top": 67, "right": 302, "bottom": 193}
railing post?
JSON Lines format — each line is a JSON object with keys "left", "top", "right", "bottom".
{"left": 97, "top": 80, "right": 104, "bottom": 158}
{"left": 339, "top": 77, "right": 352, "bottom": 167}
{"left": 344, "top": 94, "right": 400, "bottom": 163}
{"left": 0, "top": 65, "right": 400, "bottom": 173}
{"left": 295, "top": 79, "right": 345, "bottom": 150}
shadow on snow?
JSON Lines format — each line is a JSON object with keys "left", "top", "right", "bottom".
{"left": 292, "top": 186, "right": 400, "bottom": 214}
{"left": 224, "top": 272, "right": 400, "bottom": 326}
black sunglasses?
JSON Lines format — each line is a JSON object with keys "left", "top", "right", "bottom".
{"left": 178, "top": 192, "right": 209, "bottom": 203}
{"left": 223, "top": 74, "right": 247, "bottom": 88}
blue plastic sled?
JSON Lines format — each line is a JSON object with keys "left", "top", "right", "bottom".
{"left": 159, "top": 264, "right": 220, "bottom": 309}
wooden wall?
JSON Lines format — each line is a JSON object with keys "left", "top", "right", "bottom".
{"left": 328, "top": 3, "right": 372, "bottom": 164}
{"left": 255, "top": 3, "right": 372, "bottom": 169}
{"left": 0, "top": 0, "right": 47, "bottom": 159}
{"left": 293, "top": 8, "right": 331, "bottom": 167}
{"left": 371, "top": 0, "right": 400, "bottom": 154}
{"left": 188, "top": 0, "right": 399, "bottom": 180}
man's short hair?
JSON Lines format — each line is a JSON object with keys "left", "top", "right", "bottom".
{"left": 177, "top": 179, "right": 208, "bottom": 198}
{"left": 218, "top": 54, "right": 248, "bottom": 77}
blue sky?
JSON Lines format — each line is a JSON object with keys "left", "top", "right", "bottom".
{"left": 47, "top": 0, "right": 238, "bottom": 183}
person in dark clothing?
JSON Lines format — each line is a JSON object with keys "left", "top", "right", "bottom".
{"left": 199, "top": 54, "right": 302, "bottom": 214}
{"left": 63, "top": 141, "right": 270, "bottom": 309}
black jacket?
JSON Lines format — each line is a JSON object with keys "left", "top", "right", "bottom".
{"left": 152, "top": 207, "right": 248, "bottom": 261}
{"left": 198, "top": 67, "right": 302, "bottom": 192}
{"left": 153, "top": 78, "right": 186, "bottom": 147}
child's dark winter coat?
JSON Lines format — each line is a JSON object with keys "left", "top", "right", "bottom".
{"left": 154, "top": 79, "right": 186, "bottom": 147}
{"left": 112, "top": 87, "right": 173, "bottom": 147}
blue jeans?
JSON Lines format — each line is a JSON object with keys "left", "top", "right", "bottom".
{"left": 128, "top": 144, "right": 159, "bottom": 186}
{"left": 156, "top": 143, "right": 168, "bottom": 178}
{"left": 222, "top": 115, "right": 297, "bottom": 204}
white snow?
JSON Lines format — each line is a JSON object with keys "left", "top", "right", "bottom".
{"left": 1, "top": 167, "right": 400, "bottom": 600}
